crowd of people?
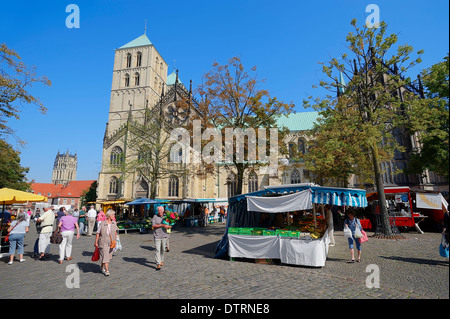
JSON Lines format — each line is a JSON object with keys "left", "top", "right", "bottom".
{"left": 2, "top": 202, "right": 448, "bottom": 275}
{"left": 1, "top": 204, "right": 176, "bottom": 275}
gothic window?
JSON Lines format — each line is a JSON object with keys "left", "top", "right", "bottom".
{"left": 110, "top": 146, "right": 124, "bottom": 166}
{"left": 136, "top": 52, "right": 142, "bottom": 67}
{"left": 126, "top": 53, "right": 132, "bottom": 68}
{"left": 109, "top": 176, "right": 119, "bottom": 194}
{"left": 169, "top": 146, "right": 183, "bottom": 163}
{"left": 124, "top": 74, "right": 130, "bottom": 87}
{"left": 248, "top": 171, "right": 258, "bottom": 193}
{"left": 168, "top": 176, "right": 179, "bottom": 197}
{"left": 288, "top": 142, "right": 297, "bottom": 161}
{"left": 291, "top": 169, "right": 301, "bottom": 184}
{"left": 160, "top": 62, "right": 163, "bottom": 74}
{"left": 227, "top": 173, "right": 238, "bottom": 198}
{"left": 298, "top": 138, "right": 306, "bottom": 155}
{"left": 134, "top": 72, "right": 140, "bottom": 86}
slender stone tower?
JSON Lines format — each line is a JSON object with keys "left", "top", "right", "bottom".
{"left": 51, "top": 150, "right": 77, "bottom": 185}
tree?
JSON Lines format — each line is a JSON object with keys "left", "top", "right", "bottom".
{"left": 0, "top": 139, "right": 30, "bottom": 191}
{"left": 405, "top": 54, "right": 449, "bottom": 180}
{"left": 81, "top": 181, "right": 98, "bottom": 206}
{"left": 0, "top": 43, "right": 51, "bottom": 143}
{"left": 195, "top": 57, "right": 294, "bottom": 195}
{"left": 304, "top": 19, "right": 426, "bottom": 238}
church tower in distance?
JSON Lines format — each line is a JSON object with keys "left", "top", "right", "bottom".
{"left": 52, "top": 150, "right": 77, "bottom": 185}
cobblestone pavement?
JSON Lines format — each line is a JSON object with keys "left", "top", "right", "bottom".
{"left": 0, "top": 223, "right": 448, "bottom": 300}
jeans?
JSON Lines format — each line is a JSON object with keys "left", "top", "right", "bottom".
{"left": 154, "top": 237, "right": 167, "bottom": 265}
{"left": 348, "top": 235, "right": 361, "bottom": 251}
{"left": 79, "top": 221, "right": 85, "bottom": 235}
{"left": 9, "top": 233, "right": 25, "bottom": 255}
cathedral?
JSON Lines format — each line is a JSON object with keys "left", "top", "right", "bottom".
{"left": 52, "top": 150, "right": 77, "bottom": 185}
{"left": 95, "top": 32, "right": 319, "bottom": 203}
{"left": 96, "top": 32, "right": 448, "bottom": 205}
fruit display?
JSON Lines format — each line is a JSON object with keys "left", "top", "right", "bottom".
{"left": 228, "top": 214, "right": 328, "bottom": 239}
{"left": 117, "top": 218, "right": 152, "bottom": 231}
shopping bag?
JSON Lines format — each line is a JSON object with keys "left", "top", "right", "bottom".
{"left": 343, "top": 225, "right": 352, "bottom": 238}
{"left": 359, "top": 229, "right": 369, "bottom": 243}
{"left": 354, "top": 225, "right": 363, "bottom": 239}
{"left": 439, "top": 235, "right": 449, "bottom": 258}
{"left": 92, "top": 247, "right": 100, "bottom": 261}
{"left": 113, "top": 235, "right": 122, "bottom": 253}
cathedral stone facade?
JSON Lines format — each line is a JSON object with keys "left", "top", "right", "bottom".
{"left": 96, "top": 32, "right": 448, "bottom": 204}
{"left": 52, "top": 151, "right": 77, "bottom": 185}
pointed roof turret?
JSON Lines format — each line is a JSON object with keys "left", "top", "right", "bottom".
{"left": 119, "top": 34, "right": 152, "bottom": 49}
{"left": 338, "top": 71, "right": 346, "bottom": 95}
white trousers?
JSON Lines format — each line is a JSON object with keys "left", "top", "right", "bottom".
{"left": 39, "top": 232, "right": 51, "bottom": 254}
{"left": 155, "top": 237, "right": 167, "bottom": 265}
{"left": 59, "top": 231, "right": 74, "bottom": 261}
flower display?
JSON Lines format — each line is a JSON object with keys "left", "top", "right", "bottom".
{"left": 162, "top": 210, "right": 179, "bottom": 226}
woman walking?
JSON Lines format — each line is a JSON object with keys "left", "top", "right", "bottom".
{"left": 7, "top": 212, "right": 29, "bottom": 265}
{"left": 57, "top": 209, "right": 80, "bottom": 264}
{"left": 344, "top": 210, "right": 363, "bottom": 263}
{"left": 94, "top": 209, "right": 118, "bottom": 276}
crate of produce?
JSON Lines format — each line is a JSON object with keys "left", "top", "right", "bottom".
{"left": 289, "top": 230, "right": 300, "bottom": 237}
{"left": 276, "top": 229, "right": 291, "bottom": 237}
{"left": 263, "top": 229, "right": 276, "bottom": 236}
{"left": 251, "top": 228, "right": 264, "bottom": 236}
{"left": 238, "top": 228, "right": 253, "bottom": 235}
{"left": 228, "top": 227, "right": 240, "bottom": 234}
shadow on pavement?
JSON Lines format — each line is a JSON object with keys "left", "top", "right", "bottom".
{"left": 380, "top": 255, "right": 449, "bottom": 266}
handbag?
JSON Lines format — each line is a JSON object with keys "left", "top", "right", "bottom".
{"left": 439, "top": 234, "right": 449, "bottom": 258}
{"left": 359, "top": 229, "right": 369, "bottom": 243}
{"left": 92, "top": 246, "right": 100, "bottom": 261}
{"left": 50, "top": 229, "right": 63, "bottom": 244}
{"left": 109, "top": 230, "right": 116, "bottom": 249}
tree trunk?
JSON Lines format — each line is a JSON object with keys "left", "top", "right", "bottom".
{"left": 370, "top": 141, "right": 392, "bottom": 237}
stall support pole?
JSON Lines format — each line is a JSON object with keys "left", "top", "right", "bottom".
{"left": 313, "top": 204, "right": 317, "bottom": 227}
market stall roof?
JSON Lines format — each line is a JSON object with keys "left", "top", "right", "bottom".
{"left": 231, "top": 183, "right": 368, "bottom": 208}
{"left": 247, "top": 189, "right": 312, "bottom": 213}
{"left": 0, "top": 187, "right": 48, "bottom": 205}
{"left": 126, "top": 198, "right": 160, "bottom": 206}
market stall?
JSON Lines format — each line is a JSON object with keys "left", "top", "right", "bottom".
{"left": 0, "top": 188, "right": 48, "bottom": 258}
{"left": 215, "top": 183, "right": 368, "bottom": 267}
{"left": 116, "top": 198, "right": 160, "bottom": 233}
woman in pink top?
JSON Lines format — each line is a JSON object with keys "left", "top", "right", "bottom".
{"left": 57, "top": 209, "right": 80, "bottom": 264}
{"left": 96, "top": 210, "right": 106, "bottom": 230}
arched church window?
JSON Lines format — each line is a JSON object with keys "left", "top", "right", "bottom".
{"left": 136, "top": 52, "right": 142, "bottom": 67}
{"left": 124, "top": 74, "right": 130, "bottom": 87}
{"left": 109, "top": 176, "right": 119, "bottom": 194}
{"left": 227, "top": 173, "right": 238, "bottom": 198}
{"left": 126, "top": 53, "right": 132, "bottom": 68}
{"left": 110, "top": 146, "right": 124, "bottom": 166}
{"left": 134, "top": 72, "right": 140, "bottom": 86}
{"left": 168, "top": 176, "right": 179, "bottom": 197}
{"left": 291, "top": 169, "right": 301, "bottom": 184}
{"left": 248, "top": 171, "right": 258, "bottom": 193}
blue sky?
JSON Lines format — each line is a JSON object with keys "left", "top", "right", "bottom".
{"left": 1, "top": 0, "right": 448, "bottom": 183}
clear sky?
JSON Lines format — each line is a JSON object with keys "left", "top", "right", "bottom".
{"left": 1, "top": 0, "right": 448, "bottom": 183}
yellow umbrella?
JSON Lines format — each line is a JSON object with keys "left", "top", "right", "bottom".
{"left": 0, "top": 187, "right": 48, "bottom": 205}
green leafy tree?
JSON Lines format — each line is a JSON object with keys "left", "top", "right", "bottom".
{"left": 405, "top": 54, "right": 449, "bottom": 180}
{"left": 304, "top": 19, "right": 427, "bottom": 237}
{"left": 195, "top": 57, "right": 294, "bottom": 195}
{"left": 0, "top": 139, "right": 30, "bottom": 190}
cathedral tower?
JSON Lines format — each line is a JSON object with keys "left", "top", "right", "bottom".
{"left": 52, "top": 150, "right": 77, "bottom": 185}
